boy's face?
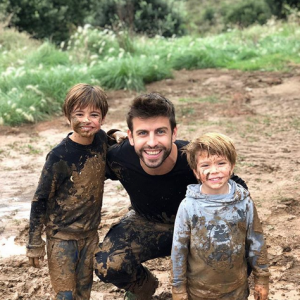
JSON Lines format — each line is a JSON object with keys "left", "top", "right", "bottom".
{"left": 193, "top": 151, "right": 234, "bottom": 195}
{"left": 69, "top": 105, "right": 104, "bottom": 144}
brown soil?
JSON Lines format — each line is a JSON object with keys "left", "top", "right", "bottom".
{"left": 0, "top": 68, "right": 300, "bottom": 300}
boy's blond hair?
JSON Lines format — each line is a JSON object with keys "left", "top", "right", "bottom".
{"left": 63, "top": 83, "right": 108, "bottom": 121}
{"left": 184, "top": 132, "right": 237, "bottom": 170}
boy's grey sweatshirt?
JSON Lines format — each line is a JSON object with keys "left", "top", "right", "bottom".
{"left": 171, "top": 180, "right": 269, "bottom": 299}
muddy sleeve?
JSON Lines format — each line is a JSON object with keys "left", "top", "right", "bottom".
{"left": 171, "top": 200, "right": 190, "bottom": 297}
{"left": 246, "top": 200, "right": 270, "bottom": 286}
{"left": 231, "top": 173, "right": 248, "bottom": 190}
{"left": 27, "top": 153, "right": 67, "bottom": 257}
{"left": 106, "top": 129, "right": 128, "bottom": 146}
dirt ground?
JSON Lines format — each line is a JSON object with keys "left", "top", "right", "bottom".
{"left": 0, "top": 68, "right": 300, "bottom": 300}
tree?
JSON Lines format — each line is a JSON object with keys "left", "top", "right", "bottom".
{"left": 3, "top": 0, "right": 91, "bottom": 43}
{"left": 89, "top": 0, "right": 185, "bottom": 37}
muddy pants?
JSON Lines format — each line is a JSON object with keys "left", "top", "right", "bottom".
{"left": 94, "top": 210, "right": 173, "bottom": 295}
{"left": 47, "top": 233, "right": 99, "bottom": 300}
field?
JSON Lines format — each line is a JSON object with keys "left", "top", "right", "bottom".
{"left": 0, "top": 68, "right": 299, "bottom": 299}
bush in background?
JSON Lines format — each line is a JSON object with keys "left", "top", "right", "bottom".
{"left": 88, "top": 0, "right": 185, "bottom": 37}
{"left": 2, "top": 0, "right": 185, "bottom": 43}
{"left": 224, "top": 0, "right": 272, "bottom": 28}
{"left": 3, "top": 0, "right": 91, "bottom": 43}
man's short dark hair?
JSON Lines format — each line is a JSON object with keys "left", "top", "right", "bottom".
{"left": 126, "top": 93, "right": 176, "bottom": 132}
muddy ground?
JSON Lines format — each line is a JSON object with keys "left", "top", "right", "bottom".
{"left": 0, "top": 68, "right": 299, "bottom": 300}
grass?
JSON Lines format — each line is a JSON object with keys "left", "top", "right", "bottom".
{"left": 179, "top": 95, "right": 220, "bottom": 103}
{"left": 1, "top": 18, "right": 300, "bottom": 126}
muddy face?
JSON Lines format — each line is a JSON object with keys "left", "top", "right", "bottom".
{"left": 193, "top": 152, "right": 234, "bottom": 195}
{"left": 70, "top": 106, "right": 104, "bottom": 145}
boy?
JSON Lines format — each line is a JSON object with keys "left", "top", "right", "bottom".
{"left": 171, "top": 133, "right": 269, "bottom": 300}
{"left": 26, "top": 83, "right": 109, "bottom": 300}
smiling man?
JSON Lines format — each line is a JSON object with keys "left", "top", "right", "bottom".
{"left": 94, "top": 93, "right": 248, "bottom": 300}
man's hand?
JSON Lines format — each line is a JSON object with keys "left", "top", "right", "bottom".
{"left": 28, "top": 256, "right": 44, "bottom": 268}
{"left": 254, "top": 284, "right": 269, "bottom": 300}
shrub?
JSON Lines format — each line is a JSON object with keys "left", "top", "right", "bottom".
{"left": 225, "top": 1, "right": 272, "bottom": 28}
{"left": 89, "top": 0, "right": 185, "bottom": 37}
{"left": 3, "top": 0, "right": 91, "bottom": 43}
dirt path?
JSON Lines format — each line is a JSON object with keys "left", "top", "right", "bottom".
{"left": 0, "top": 68, "right": 299, "bottom": 299}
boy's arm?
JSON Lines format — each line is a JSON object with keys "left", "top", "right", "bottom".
{"left": 27, "top": 197, "right": 47, "bottom": 267}
{"left": 171, "top": 201, "right": 190, "bottom": 300}
{"left": 231, "top": 173, "right": 248, "bottom": 190}
{"left": 246, "top": 200, "right": 270, "bottom": 299}
{"left": 106, "top": 129, "right": 127, "bottom": 146}
{"left": 254, "top": 284, "right": 269, "bottom": 300}
{"left": 27, "top": 153, "right": 64, "bottom": 267}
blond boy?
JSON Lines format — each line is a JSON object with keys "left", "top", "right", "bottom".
{"left": 171, "top": 132, "right": 269, "bottom": 300}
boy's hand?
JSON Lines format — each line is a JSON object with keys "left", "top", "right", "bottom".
{"left": 254, "top": 284, "right": 269, "bottom": 300}
{"left": 172, "top": 293, "right": 188, "bottom": 300}
{"left": 112, "top": 131, "right": 127, "bottom": 143}
{"left": 28, "top": 256, "right": 44, "bottom": 268}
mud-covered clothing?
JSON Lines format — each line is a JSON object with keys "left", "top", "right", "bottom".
{"left": 27, "top": 130, "right": 107, "bottom": 299}
{"left": 105, "top": 139, "right": 247, "bottom": 223}
{"left": 47, "top": 234, "right": 98, "bottom": 300}
{"left": 171, "top": 180, "right": 270, "bottom": 300}
{"left": 95, "top": 140, "right": 248, "bottom": 295}
{"left": 95, "top": 210, "right": 165, "bottom": 294}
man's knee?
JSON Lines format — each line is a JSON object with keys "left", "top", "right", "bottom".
{"left": 95, "top": 250, "right": 136, "bottom": 284}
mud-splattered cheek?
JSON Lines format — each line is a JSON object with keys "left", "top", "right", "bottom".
{"left": 200, "top": 169, "right": 210, "bottom": 182}
{"left": 71, "top": 117, "right": 81, "bottom": 133}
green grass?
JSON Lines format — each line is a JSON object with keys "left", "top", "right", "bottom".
{"left": 1, "top": 19, "right": 300, "bottom": 125}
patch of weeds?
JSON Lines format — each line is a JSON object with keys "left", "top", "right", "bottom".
{"left": 290, "top": 117, "right": 300, "bottom": 132}
{"left": 263, "top": 116, "right": 271, "bottom": 126}
{"left": 246, "top": 136, "right": 260, "bottom": 143}
{"left": 13, "top": 219, "right": 21, "bottom": 226}
{"left": 7, "top": 141, "right": 21, "bottom": 150}
{"left": 27, "top": 144, "right": 42, "bottom": 154}
{"left": 29, "top": 137, "right": 41, "bottom": 143}
{"left": 238, "top": 132, "right": 247, "bottom": 138}
{"left": 293, "top": 175, "right": 300, "bottom": 182}
{"left": 3, "top": 166, "right": 14, "bottom": 171}
{"left": 116, "top": 184, "right": 124, "bottom": 192}
{"left": 180, "top": 107, "right": 195, "bottom": 116}
{"left": 264, "top": 132, "right": 272, "bottom": 137}
{"left": 46, "top": 142, "right": 58, "bottom": 151}
{"left": 239, "top": 161, "right": 255, "bottom": 167}
{"left": 179, "top": 95, "right": 220, "bottom": 104}
{"left": 187, "top": 127, "right": 196, "bottom": 132}
{"left": 217, "top": 120, "right": 240, "bottom": 133}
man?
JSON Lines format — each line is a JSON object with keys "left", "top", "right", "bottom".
{"left": 95, "top": 93, "right": 248, "bottom": 300}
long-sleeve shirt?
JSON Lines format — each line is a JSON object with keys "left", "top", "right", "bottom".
{"left": 105, "top": 139, "right": 248, "bottom": 224}
{"left": 171, "top": 180, "right": 269, "bottom": 299}
{"left": 27, "top": 130, "right": 107, "bottom": 256}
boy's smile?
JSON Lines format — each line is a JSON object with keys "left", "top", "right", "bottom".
{"left": 193, "top": 152, "right": 234, "bottom": 195}
{"left": 70, "top": 106, "right": 104, "bottom": 145}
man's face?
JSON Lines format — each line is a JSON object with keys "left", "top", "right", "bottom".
{"left": 128, "top": 116, "right": 177, "bottom": 169}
